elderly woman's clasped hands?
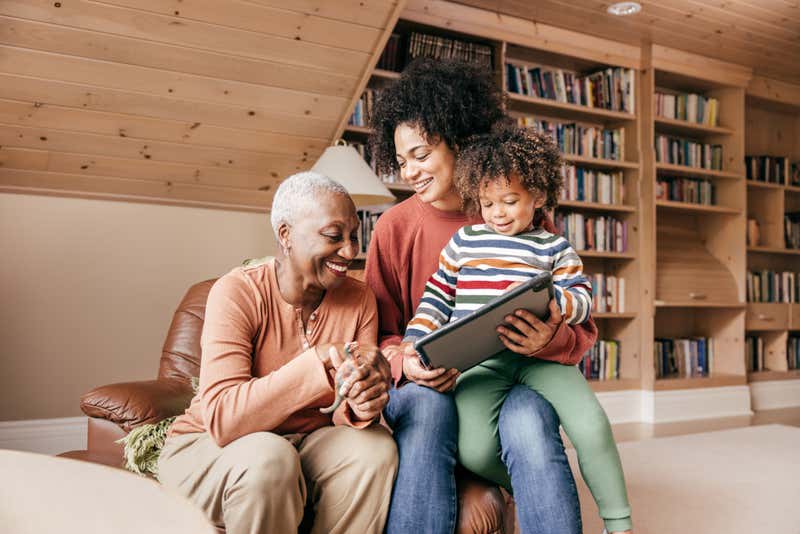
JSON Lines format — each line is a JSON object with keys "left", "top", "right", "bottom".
{"left": 316, "top": 342, "right": 392, "bottom": 421}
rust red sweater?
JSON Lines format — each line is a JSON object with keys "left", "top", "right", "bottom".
{"left": 365, "top": 194, "right": 598, "bottom": 383}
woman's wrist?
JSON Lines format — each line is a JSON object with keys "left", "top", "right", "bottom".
{"left": 315, "top": 345, "right": 335, "bottom": 371}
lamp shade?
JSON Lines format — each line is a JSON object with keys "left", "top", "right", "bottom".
{"left": 311, "top": 144, "right": 396, "bottom": 207}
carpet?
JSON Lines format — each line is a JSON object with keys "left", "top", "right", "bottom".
{"left": 567, "top": 424, "right": 800, "bottom": 533}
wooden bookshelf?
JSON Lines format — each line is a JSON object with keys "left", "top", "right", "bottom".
{"left": 589, "top": 378, "right": 640, "bottom": 393}
{"left": 654, "top": 374, "right": 746, "bottom": 391}
{"left": 593, "top": 312, "right": 637, "bottom": 320}
{"left": 558, "top": 200, "right": 636, "bottom": 213}
{"left": 655, "top": 200, "right": 741, "bottom": 216}
{"left": 372, "top": 68, "right": 401, "bottom": 80}
{"left": 506, "top": 92, "right": 636, "bottom": 123}
{"left": 645, "top": 52, "right": 750, "bottom": 394}
{"left": 747, "top": 246, "right": 800, "bottom": 255}
{"left": 563, "top": 154, "right": 639, "bottom": 170}
{"left": 579, "top": 250, "right": 636, "bottom": 260}
{"left": 744, "top": 78, "right": 800, "bottom": 383}
{"left": 343, "top": 4, "right": 800, "bottom": 408}
{"left": 653, "top": 116, "right": 734, "bottom": 137}
{"left": 655, "top": 163, "right": 743, "bottom": 180}
{"left": 343, "top": 125, "right": 372, "bottom": 136}
{"left": 748, "top": 369, "right": 800, "bottom": 382}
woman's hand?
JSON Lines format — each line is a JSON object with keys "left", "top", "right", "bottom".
{"left": 339, "top": 345, "right": 392, "bottom": 422}
{"left": 397, "top": 342, "right": 460, "bottom": 393}
{"left": 497, "top": 298, "right": 563, "bottom": 355}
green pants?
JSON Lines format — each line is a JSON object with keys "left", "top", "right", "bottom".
{"left": 455, "top": 350, "right": 632, "bottom": 532}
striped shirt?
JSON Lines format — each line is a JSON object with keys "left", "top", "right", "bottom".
{"left": 404, "top": 224, "right": 592, "bottom": 341}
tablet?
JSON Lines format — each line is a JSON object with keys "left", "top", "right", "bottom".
{"left": 413, "top": 272, "right": 554, "bottom": 372}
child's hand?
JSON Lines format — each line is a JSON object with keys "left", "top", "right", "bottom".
{"left": 401, "top": 346, "right": 460, "bottom": 392}
{"left": 497, "top": 298, "right": 563, "bottom": 355}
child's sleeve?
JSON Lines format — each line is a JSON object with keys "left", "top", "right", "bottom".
{"left": 403, "top": 234, "right": 461, "bottom": 342}
{"left": 552, "top": 240, "right": 593, "bottom": 325}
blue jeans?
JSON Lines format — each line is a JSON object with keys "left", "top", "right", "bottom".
{"left": 383, "top": 383, "right": 458, "bottom": 534}
{"left": 500, "top": 385, "right": 582, "bottom": 534}
{"left": 383, "top": 383, "right": 581, "bottom": 534}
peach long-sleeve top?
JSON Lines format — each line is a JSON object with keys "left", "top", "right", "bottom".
{"left": 169, "top": 259, "right": 379, "bottom": 447}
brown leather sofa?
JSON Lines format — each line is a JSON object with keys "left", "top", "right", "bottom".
{"left": 61, "top": 279, "right": 516, "bottom": 533}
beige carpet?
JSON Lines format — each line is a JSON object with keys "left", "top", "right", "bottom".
{"left": 567, "top": 424, "right": 800, "bottom": 533}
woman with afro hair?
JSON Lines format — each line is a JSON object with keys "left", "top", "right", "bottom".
{"left": 366, "top": 58, "right": 599, "bottom": 534}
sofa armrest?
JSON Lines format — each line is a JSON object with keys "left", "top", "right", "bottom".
{"left": 80, "top": 379, "right": 194, "bottom": 432}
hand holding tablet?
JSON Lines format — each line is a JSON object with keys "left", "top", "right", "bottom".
{"left": 413, "top": 273, "right": 554, "bottom": 372}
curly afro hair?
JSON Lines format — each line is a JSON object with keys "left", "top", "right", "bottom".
{"left": 368, "top": 58, "right": 505, "bottom": 176}
{"left": 455, "top": 123, "right": 563, "bottom": 216}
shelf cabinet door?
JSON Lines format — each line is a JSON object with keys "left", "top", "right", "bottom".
{"left": 746, "top": 303, "right": 789, "bottom": 331}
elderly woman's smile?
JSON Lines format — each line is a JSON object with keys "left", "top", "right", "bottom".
{"left": 272, "top": 174, "right": 361, "bottom": 307}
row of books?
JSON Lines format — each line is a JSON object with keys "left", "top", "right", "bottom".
{"left": 375, "top": 31, "right": 494, "bottom": 73}
{"left": 790, "top": 336, "right": 800, "bottom": 370}
{"left": 587, "top": 273, "right": 626, "bottom": 313}
{"left": 578, "top": 339, "right": 621, "bottom": 380}
{"left": 786, "top": 213, "right": 800, "bottom": 249}
{"left": 746, "top": 270, "right": 800, "bottom": 303}
{"left": 654, "top": 135, "right": 723, "bottom": 170}
{"left": 747, "top": 335, "right": 800, "bottom": 372}
{"left": 654, "top": 91, "right": 719, "bottom": 127}
{"left": 655, "top": 176, "right": 715, "bottom": 205}
{"left": 654, "top": 337, "right": 714, "bottom": 379}
{"left": 505, "top": 63, "right": 635, "bottom": 113}
{"left": 376, "top": 33, "right": 404, "bottom": 72}
{"left": 407, "top": 31, "right": 493, "bottom": 70}
{"left": 746, "top": 336, "right": 766, "bottom": 372}
{"left": 348, "top": 89, "right": 378, "bottom": 128}
{"left": 745, "top": 155, "right": 788, "bottom": 184}
{"left": 518, "top": 117, "right": 625, "bottom": 161}
{"left": 554, "top": 212, "right": 627, "bottom": 253}
{"left": 356, "top": 208, "right": 385, "bottom": 254}
{"left": 560, "top": 166, "right": 625, "bottom": 205}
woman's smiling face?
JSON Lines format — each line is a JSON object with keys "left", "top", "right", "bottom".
{"left": 281, "top": 192, "right": 360, "bottom": 292}
{"left": 394, "top": 123, "right": 461, "bottom": 211}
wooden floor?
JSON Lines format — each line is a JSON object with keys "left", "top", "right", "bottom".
{"left": 608, "top": 406, "right": 800, "bottom": 444}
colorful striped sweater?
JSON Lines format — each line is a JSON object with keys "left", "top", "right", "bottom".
{"left": 404, "top": 224, "right": 593, "bottom": 341}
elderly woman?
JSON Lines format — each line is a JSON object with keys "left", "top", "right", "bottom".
{"left": 158, "top": 172, "right": 398, "bottom": 534}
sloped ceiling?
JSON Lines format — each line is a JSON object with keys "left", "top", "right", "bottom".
{"left": 0, "top": 0, "right": 403, "bottom": 211}
{"left": 456, "top": 0, "right": 800, "bottom": 85}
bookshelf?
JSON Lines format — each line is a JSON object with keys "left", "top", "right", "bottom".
{"left": 744, "top": 80, "right": 800, "bottom": 384}
{"left": 640, "top": 47, "right": 749, "bottom": 394}
{"left": 340, "top": 1, "right": 800, "bottom": 416}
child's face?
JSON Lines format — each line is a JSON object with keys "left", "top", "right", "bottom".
{"left": 479, "top": 174, "right": 546, "bottom": 236}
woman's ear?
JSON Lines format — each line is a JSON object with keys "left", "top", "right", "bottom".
{"left": 277, "top": 222, "right": 291, "bottom": 256}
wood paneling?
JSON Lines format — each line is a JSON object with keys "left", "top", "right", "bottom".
{"left": 0, "top": 0, "right": 402, "bottom": 210}
{"left": 455, "top": 0, "right": 800, "bottom": 84}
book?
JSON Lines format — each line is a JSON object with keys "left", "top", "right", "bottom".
{"left": 745, "top": 155, "right": 788, "bottom": 184}
{"left": 505, "top": 62, "right": 635, "bottom": 113}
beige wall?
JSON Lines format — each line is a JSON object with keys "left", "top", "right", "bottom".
{"left": 0, "top": 193, "right": 275, "bottom": 421}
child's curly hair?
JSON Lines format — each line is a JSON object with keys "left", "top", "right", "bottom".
{"left": 368, "top": 58, "right": 505, "bottom": 176}
{"left": 455, "top": 123, "right": 563, "bottom": 216}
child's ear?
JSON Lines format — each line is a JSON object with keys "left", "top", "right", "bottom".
{"left": 533, "top": 191, "right": 547, "bottom": 209}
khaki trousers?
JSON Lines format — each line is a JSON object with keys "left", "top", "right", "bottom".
{"left": 158, "top": 425, "right": 397, "bottom": 534}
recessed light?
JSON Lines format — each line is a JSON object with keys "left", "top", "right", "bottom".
{"left": 607, "top": 2, "right": 642, "bottom": 16}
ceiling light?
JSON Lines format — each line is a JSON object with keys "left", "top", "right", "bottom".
{"left": 607, "top": 2, "right": 641, "bottom": 16}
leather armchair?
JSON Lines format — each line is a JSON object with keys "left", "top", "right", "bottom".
{"left": 61, "top": 279, "right": 516, "bottom": 533}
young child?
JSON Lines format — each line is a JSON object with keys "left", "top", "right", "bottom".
{"left": 403, "top": 124, "right": 633, "bottom": 533}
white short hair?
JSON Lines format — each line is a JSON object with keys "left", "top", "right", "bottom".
{"left": 270, "top": 171, "right": 350, "bottom": 240}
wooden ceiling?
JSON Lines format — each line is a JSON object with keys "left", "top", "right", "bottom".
{"left": 455, "top": 0, "right": 800, "bottom": 84}
{"left": 0, "top": 0, "right": 402, "bottom": 211}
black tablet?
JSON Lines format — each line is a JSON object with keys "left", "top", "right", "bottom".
{"left": 413, "top": 272, "right": 554, "bottom": 372}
